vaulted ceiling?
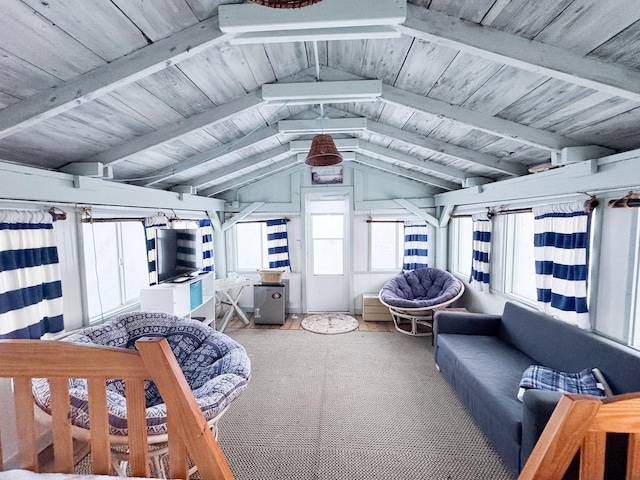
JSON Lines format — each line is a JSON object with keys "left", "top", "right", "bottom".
{"left": 1, "top": 0, "right": 639, "bottom": 199}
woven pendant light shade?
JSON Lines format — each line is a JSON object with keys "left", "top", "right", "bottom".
{"left": 246, "top": 0, "right": 322, "bottom": 8}
{"left": 305, "top": 134, "right": 343, "bottom": 167}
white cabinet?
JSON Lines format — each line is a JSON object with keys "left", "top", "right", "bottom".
{"left": 140, "top": 272, "right": 216, "bottom": 327}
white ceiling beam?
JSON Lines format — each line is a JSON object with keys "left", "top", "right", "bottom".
{"left": 358, "top": 140, "right": 466, "bottom": 182}
{"left": 222, "top": 202, "right": 265, "bottom": 231}
{"left": 88, "top": 91, "right": 266, "bottom": 166}
{"left": 141, "top": 125, "right": 281, "bottom": 187}
{"left": 279, "top": 118, "right": 368, "bottom": 134}
{"left": 0, "top": 15, "right": 231, "bottom": 141}
{"left": 381, "top": 84, "right": 581, "bottom": 151}
{"left": 201, "top": 155, "right": 301, "bottom": 197}
{"left": 219, "top": 0, "right": 406, "bottom": 33}
{"left": 290, "top": 138, "right": 360, "bottom": 152}
{"left": 393, "top": 198, "right": 439, "bottom": 228}
{"left": 400, "top": 5, "right": 640, "bottom": 103}
{"left": 262, "top": 80, "right": 382, "bottom": 104}
{"left": 192, "top": 144, "right": 292, "bottom": 189}
{"left": 355, "top": 153, "right": 458, "bottom": 191}
{"left": 366, "top": 120, "right": 526, "bottom": 177}
{"left": 229, "top": 25, "right": 400, "bottom": 44}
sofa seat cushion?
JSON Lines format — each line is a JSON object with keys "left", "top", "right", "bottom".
{"left": 437, "top": 334, "right": 535, "bottom": 443}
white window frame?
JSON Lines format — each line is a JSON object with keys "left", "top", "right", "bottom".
{"left": 450, "top": 216, "right": 473, "bottom": 279}
{"left": 81, "top": 220, "right": 149, "bottom": 323}
{"left": 502, "top": 212, "right": 538, "bottom": 306}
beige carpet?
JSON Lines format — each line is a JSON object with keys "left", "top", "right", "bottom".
{"left": 217, "top": 329, "right": 514, "bottom": 480}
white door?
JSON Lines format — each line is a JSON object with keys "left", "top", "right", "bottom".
{"left": 305, "top": 194, "right": 350, "bottom": 312}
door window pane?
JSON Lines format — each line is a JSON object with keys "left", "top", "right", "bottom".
{"left": 312, "top": 213, "right": 344, "bottom": 275}
{"left": 313, "top": 239, "right": 343, "bottom": 275}
{"left": 312, "top": 215, "right": 343, "bottom": 238}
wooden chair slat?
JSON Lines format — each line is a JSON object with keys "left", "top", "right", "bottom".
{"left": 86, "top": 378, "right": 111, "bottom": 475}
{"left": 580, "top": 431, "right": 606, "bottom": 480}
{"left": 167, "top": 409, "right": 189, "bottom": 480}
{"left": 125, "top": 378, "right": 150, "bottom": 478}
{"left": 13, "top": 377, "right": 38, "bottom": 472}
{"left": 49, "top": 377, "right": 74, "bottom": 473}
{"left": 627, "top": 433, "right": 640, "bottom": 480}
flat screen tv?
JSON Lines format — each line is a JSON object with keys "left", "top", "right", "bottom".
{"left": 156, "top": 229, "right": 203, "bottom": 283}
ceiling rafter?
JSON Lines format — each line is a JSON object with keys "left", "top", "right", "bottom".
{"left": 400, "top": 4, "right": 640, "bottom": 104}
{"left": 357, "top": 140, "right": 466, "bottom": 182}
{"left": 200, "top": 154, "right": 301, "bottom": 197}
{"left": 0, "top": 15, "right": 231, "bottom": 141}
{"left": 140, "top": 124, "right": 283, "bottom": 187}
{"left": 87, "top": 91, "right": 266, "bottom": 166}
{"left": 191, "top": 144, "right": 293, "bottom": 190}
{"left": 365, "top": 120, "right": 526, "bottom": 177}
{"left": 354, "top": 153, "right": 458, "bottom": 191}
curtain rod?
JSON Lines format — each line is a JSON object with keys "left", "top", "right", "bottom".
{"left": 237, "top": 218, "right": 290, "bottom": 224}
{"left": 608, "top": 192, "right": 640, "bottom": 208}
{"left": 450, "top": 197, "right": 599, "bottom": 219}
{"left": 366, "top": 219, "right": 405, "bottom": 223}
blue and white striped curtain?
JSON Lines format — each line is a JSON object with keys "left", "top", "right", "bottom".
{"left": 533, "top": 200, "right": 591, "bottom": 329}
{"left": 198, "top": 218, "right": 215, "bottom": 273}
{"left": 469, "top": 213, "right": 492, "bottom": 292}
{"left": 266, "top": 219, "right": 291, "bottom": 269}
{"left": 403, "top": 222, "right": 428, "bottom": 271}
{"left": 144, "top": 216, "right": 169, "bottom": 286}
{"left": 0, "top": 210, "right": 64, "bottom": 339}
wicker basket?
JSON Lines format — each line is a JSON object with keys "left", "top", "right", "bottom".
{"left": 258, "top": 269, "right": 285, "bottom": 284}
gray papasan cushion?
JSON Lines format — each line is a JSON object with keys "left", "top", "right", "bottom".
{"left": 32, "top": 311, "right": 251, "bottom": 436}
{"left": 379, "top": 267, "right": 462, "bottom": 309}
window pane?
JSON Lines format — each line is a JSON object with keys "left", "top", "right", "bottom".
{"left": 511, "top": 213, "right": 536, "bottom": 301}
{"left": 82, "top": 223, "right": 121, "bottom": 317}
{"left": 121, "top": 222, "right": 149, "bottom": 302}
{"left": 371, "top": 222, "right": 401, "bottom": 270}
{"left": 236, "top": 223, "right": 268, "bottom": 269}
{"left": 313, "top": 239, "right": 343, "bottom": 275}
{"left": 312, "top": 215, "right": 343, "bottom": 238}
{"left": 454, "top": 217, "right": 473, "bottom": 277}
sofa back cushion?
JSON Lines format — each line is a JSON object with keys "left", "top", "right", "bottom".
{"left": 498, "top": 302, "right": 640, "bottom": 395}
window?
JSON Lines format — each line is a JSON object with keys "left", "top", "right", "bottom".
{"left": 506, "top": 212, "right": 537, "bottom": 302}
{"left": 311, "top": 214, "right": 344, "bottom": 275}
{"left": 370, "top": 222, "right": 404, "bottom": 270}
{"left": 451, "top": 217, "right": 472, "bottom": 277}
{"left": 82, "top": 221, "right": 149, "bottom": 321}
{"left": 236, "top": 222, "right": 269, "bottom": 270}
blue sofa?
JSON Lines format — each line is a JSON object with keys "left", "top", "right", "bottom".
{"left": 433, "top": 302, "right": 640, "bottom": 476}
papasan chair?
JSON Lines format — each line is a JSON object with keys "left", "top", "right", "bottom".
{"left": 379, "top": 268, "right": 464, "bottom": 336}
{"left": 32, "top": 311, "right": 251, "bottom": 478}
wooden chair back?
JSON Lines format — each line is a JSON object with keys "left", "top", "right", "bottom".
{"left": 0, "top": 337, "right": 234, "bottom": 480}
{"left": 518, "top": 392, "right": 640, "bottom": 479}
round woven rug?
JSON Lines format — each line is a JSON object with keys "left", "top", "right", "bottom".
{"left": 301, "top": 313, "right": 359, "bottom": 335}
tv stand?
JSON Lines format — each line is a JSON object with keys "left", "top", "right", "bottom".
{"left": 140, "top": 272, "right": 216, "bottom": 328}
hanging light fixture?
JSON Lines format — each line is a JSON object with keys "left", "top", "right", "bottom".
{"left": 304, "top": 134, "right": 343, "bottom": 166}
{"left": 304, "top": 104, "right": 343, "bottom": 167}
{"left": 246, "top": 0, "right": 321, "bottom": 8}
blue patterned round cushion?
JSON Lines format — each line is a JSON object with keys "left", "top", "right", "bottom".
{"left": 379, "top": 267, "right": 462, "bottom": 309}
{"left": 32, "top": 311, "right": 251, "bottom": 436}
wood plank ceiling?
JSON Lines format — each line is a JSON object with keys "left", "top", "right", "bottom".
{"left": 0, "top": 0, "right": 639, "bottom": 198}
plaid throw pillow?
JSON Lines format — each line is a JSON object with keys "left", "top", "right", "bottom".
{"left": 517, "top": 365, "right": 609, "bottom": 401}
